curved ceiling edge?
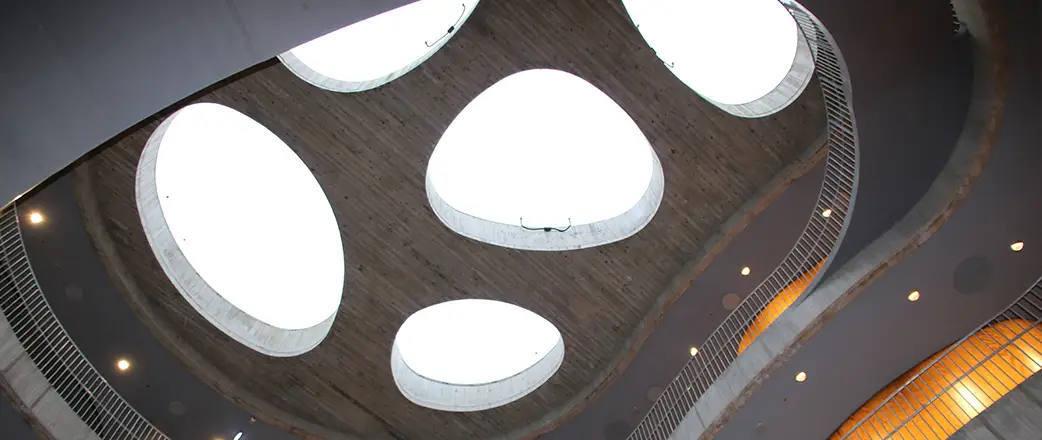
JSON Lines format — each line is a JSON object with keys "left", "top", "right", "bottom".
{"left": 71, "top": 163, "right": 384, "bottom": 440}
{"left": 690, "top": 0, "right": 1009, "bottom": 437}
{"left": 0, "top": 1, "right": 414, "bottom": 206}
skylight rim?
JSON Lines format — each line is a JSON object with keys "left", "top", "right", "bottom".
{"left": 278, "top": 0, "right": 481, "bottom": 93}
{"left": 136, "top": 102, "right": 343, "bottom": 356}
{"left": 390, "top": 298, "right": 565, "bottom": 411}
{"left": 424, "top": 69, "right": 665, "bottom": 250}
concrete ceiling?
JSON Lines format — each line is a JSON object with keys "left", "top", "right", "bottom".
{"left": 58, "top": 0, "right": 826, "bottom": 438}
{"left": 4, "top": 0, "right": 1037, "bottom": 439}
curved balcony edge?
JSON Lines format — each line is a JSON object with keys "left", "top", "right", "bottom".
{"left": 0, "top": 204, "right": 169, "bottom": 440}
{"left": 627, "top": 2, "right": 861, "bottom": 439}
{"left": 656, "top": 0, "right": 1008, "bottom": 438}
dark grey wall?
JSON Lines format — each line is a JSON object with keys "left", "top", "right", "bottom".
{"left": 0, "top": 0, "right": 412, "bottom": 206}
{"left": 806, "top": 0, "right": 974, "bottom": 279}
{"left": 0, "top": 396, "right": 36, "bottom": 440}
{"left": 715, "top": 0, "right": 1042, "bottom": 438}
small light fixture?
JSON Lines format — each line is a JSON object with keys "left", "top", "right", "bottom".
{"left": 821, "top": 208, "right": 833, "bottom": 218}
{"left": 741, "top": 266, "right": 751, "bottom": 276}
{"left": 1011, "top": 241, "right": 1025, "bottom": 252}
{"left": 795, "top": 371, "right": 807, "bottom": 382}
{"left": 689, "top": 346, "right": 699, "bottom": 356}
{"left": 907, "top": 290, "right": 920, "bottom": 302}
{"left": 116, "top": 358, "right": 131, "bottom": 372}
{"left": 234, "top": 432, "right": 244, "bottom": 440}
{"left": 28, "top": 211, "right": 44, "bottom": 224}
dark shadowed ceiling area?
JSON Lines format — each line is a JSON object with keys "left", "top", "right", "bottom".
{"left": 65, "top": 0, "right": 827, "bottom": 439}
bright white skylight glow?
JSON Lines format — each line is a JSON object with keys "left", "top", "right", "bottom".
{"left": 152, "top": 103, "right": 344, "bottom": 330}
{"left": 427, "top": 69, "right": 656, "bottom": 229}
{"left": 623, "top": 0, "right": 799, "bottom": 105}
{"left": 281, "top": 0, "right": 479, "bottom": 91}
{"left": 395, "top": 299, "right": 561, "bottom": 385}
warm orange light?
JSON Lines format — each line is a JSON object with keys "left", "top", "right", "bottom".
{"left": 116, "top": 359, "right": 131, "bottom": 372}
{"left": 741, "top": 267, "right": 751, "bottom": 276}
{"left": 821, "top": 208, "right": 833, "bottom": 218}
{"left": 737, "top": 260, "right": 825, "bottom": 355}
{"left": 1011, "top": 241, "right": 1025, "bottom": 252}
{"left": 689, "top": 346, "right": 699, "bottom": 356}
{"left": 795, "top": 371, "right": 807, "bottom": 382}
{"left": 28, "top": 211, "right": 44, "bottom": 224}
{"left": 831, "top": 319, "right": 1042, "bottom": 440}
{"left": 908, "top": 290, "right": 921, "bottom": 302}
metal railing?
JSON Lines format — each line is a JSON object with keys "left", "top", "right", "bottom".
{"left": 628, "top": 2, "right": 858, "bottom": 438}
{"left": 837, "top": 278, "right": 1042, "bottom": 439}
{"left": 0, "top": 205, "right": 169, "bottom": 440}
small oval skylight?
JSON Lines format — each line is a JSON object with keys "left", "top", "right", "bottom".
{"left": 623, "top": 0, "right": 811, "bottom": 114}
{"left": 426, "top": 69, "right": 664, "bottom": 251}
{"left": 279, "top": 0, "right": 480, "bottom": 93}
{"left": 136, "top": 103, "right": 344, "bottom": 356}
{"left": 392, "top": 299, "right": 564, "bottom": 411}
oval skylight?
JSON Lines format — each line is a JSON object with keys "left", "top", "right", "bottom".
{"left": 279, "top": 0, "right": 480, "bottom": 93}
{"left": 136, "top": 102, "right": 344, "bottom": 356}
{"left": 426, "top": 69, "right": 664, "bottom": 251}
{"left": 623, "top": 0, "right": 813, "bottom": 115}
{"left": 391, "top": 299, "right": 564, "bottom": 411}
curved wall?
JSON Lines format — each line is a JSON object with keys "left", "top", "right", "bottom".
{"left": 0, "top": 0, "right": 411, "bottom": 205}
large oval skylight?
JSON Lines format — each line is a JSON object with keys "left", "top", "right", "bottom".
{"left": 623, "top": 0, "right": 809, "bottom": 111}
{"left": 279, "top": 0, "right": 480, "bottom": 93}
{"left": 136, "top": 102, "right": 344, "bottom": 356}
{"left": 426, "top": 69, "right": 664, "bottom": 251}
{"left": 392, "top": 299, "right": 564, "bottom": 411}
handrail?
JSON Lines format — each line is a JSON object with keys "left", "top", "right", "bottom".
{"left": 0, "top": 205, "right": 169, "bottom": 440}
{"left": 837, "top": 277, "right": 1042, "bottom": 439}
{"left": 628, "top": 2, "right": 858, "bottom": 438}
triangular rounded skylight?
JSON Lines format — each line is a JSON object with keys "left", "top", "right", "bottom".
{"left": 426, "top": 69, "right": 664, "bottom": 251}
{"left": 279, "top": 0, "right": 480, "bottom": 92}
{"left": 391, "top": 299, "right": 564, "bottom": 411}
{"left": 623, "top": 0, "right": 814, "bottom": 116}
{"left": 135, "top": 102, "right": 344, "bottom": 356}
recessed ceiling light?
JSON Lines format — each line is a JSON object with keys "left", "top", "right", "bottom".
{"left": 795, "top": 371, "right": 807, "bottom": 382}
{"left": 1010, "top": 241, "right": 1025, "bottom": 252}
{"left": 689, "top": 346, "right": 699, "bottom": 356}
{"left": 907, "top": 290, "right": 920, "bottom": 302}
{"left": 28, "top": 211, "right": 44, "bottom": 224}
{"left": 116, "top": 358, "right": 131, "bottom": 372}
{"left": 234, "top": 432, "right": 243, "bottom": 440}
{"left": 821, "top": 208, "right": 832, "bottom": 218}
{"left": 741, "top": 266, "right": 751, "bottom": 276}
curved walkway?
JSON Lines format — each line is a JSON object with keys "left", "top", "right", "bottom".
{"left": 712, "top": 0, "right": 1038, "bottom": 438}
